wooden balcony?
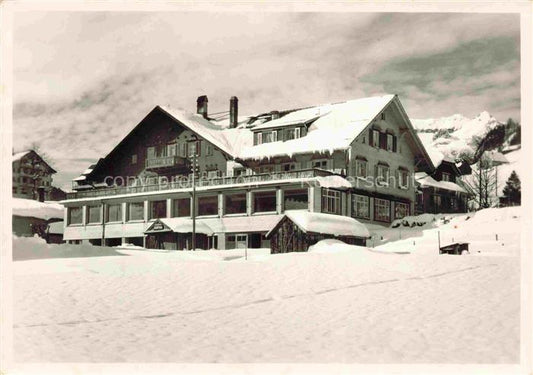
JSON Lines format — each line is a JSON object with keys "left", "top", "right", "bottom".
{"left": 65, "top": 168, "right": 335, "bottom": 200}
{"left": 145, "top": 155, "right": 188, "bottom": 171}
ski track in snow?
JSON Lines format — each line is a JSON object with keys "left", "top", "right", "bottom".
{"left": 13, "top": 250, "right": 519, "bottom": 363}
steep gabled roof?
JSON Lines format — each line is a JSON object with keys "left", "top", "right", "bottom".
{"left": 12, "top": 150, "right": 57, "bottom": 174}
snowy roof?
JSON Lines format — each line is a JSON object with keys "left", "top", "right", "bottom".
{"left": 12, "top": 150, "right": 31, "bottom": 162}
{"left": 238, "top": 95, "right": 396, "bottom": 160}
{"left": 148, "top": 215, "right": 283, "bottom": 235}
{"left": 315, "top": 175, "right": 353, "bottom": 189}
{"left": 267, "top": 210, "right": 370, "bottom": 238}
{"left": 12, "top": 198, "right": 64, "bottom": 220}
{"left": 47, "top": 221, "right": 64, "bottom": 234}
{"left": 12, "top": 150, "right": 57, "bottom": 173}
{"left": 159, "top": 105, "right": 239, "bottom": 157}
{"left": 415, "top": 173, "right": 467, "bottom": 193}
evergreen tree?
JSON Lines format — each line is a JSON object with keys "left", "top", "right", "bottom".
{"left": 502, "top": 171, "right": 521, "bottom": 206}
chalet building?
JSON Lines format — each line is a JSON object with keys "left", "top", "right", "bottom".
{"left": 61, "top": 94, "right": 434, "bottom": 250}
{"left": 12, "top": 150, "right": 56, "bottom": 202}
{"left": 415, "top": 158, "right": 470, "bottom": 214}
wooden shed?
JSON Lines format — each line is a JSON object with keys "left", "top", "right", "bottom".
{"left": 266, "top": 211, "right": 370, "bottom": 254}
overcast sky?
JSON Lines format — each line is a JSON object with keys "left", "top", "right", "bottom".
{"left": 13, "top": 12, "right": 520, "bottom": 190}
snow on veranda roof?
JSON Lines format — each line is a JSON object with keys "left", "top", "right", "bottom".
{"left": 237, "top": 95, "right": 397, "bottom": 160}
{"left": 266, "top": 210, "right": 370, "bottom": 239}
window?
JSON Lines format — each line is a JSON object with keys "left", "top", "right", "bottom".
{"left": 254, "top": 132, "right": 263, "bottom": 145}
{"left": 258, "top": 165, "right": 274, "bottom": 174}
{"left": 206, "top": 144, "right": 213, "bottom": 156}
{"left": 377, "top": 164, "right": 390, "bottom": 186}
{"left": 87, "top": 205, "right": 101, "bottom": 224}
{"left": 442, "top": 172, "right": 451, "bottom": 182}
{"left": 394, "top": 202, "right": 410, "bottom": 220}
{"left": 321, "top": 189, "right": 341, "bottom": 214}
{"left": 188, "top": 140, "right": 201, "bottom": 157}
{"left": 399, "top": 169, "right": 409, "bottom": 189}
{"left": 68, "top": 207, "right": 83, "bottom": 225}
{"left": 156, "top": 144, "right": 167, "bottom": 157}
{"left": 198, "top": 195, "right": 218, "bottom": 216}
{"left": 234, "top": 168, "right": 246, "bottom": 177}
{"left": 372, "top": 129, "right": 380, "bottom": 147}
{"left": 387, "top": 134, "right": 394, "bottom": 152}
{"left": 172, "top": 198, "right": 190, "bottom": 217}
{"left": 131, "top": 154, "right": 138, "bottom": 165}
{"left": 284, "top": 189, "right": 308, "bottom": 210}
{"left": 374, "top": 198, "right": 391, "bottom": 222}
{"left": 282, "top": 163, "right": 297, "bottom": 172}
{"left": 312, "top": 159, "right": 328, "bottom": 169}
{"left": 106, "top": 203, "right": 122, "bottom": 223}
{"left": 225, "top": 192, "right": 247, "bottom": 215}
{"left": 149, "top": 200, "right": 166, "bottom": 219}
{"left": 167, "top": 143, "right": 177, "bottom": 156}
{"left": 147, "top": 146, "right": 156, "bottom": 158}
{"left": 207, "top": 170, "right": 220, "bottom": 179}
{"left": 286, "top": 127, "right": 301, "bottom": 141}
{"left": 355, "top": 159, "right": 367, "bottom": 178}
{"left": 352, "top": 194, "right": 370, "bottom": 219}
{"left": 381, "top": 112, "right": 386, "bottom": 120}
{"left": 253, "top": 190, "right": 277, "bottom": 213}
{"left": 179, "top": 143, "right": 187, "bottom": 157}
{"left": 271, "top": 131, "right": 278, "bottom": 142}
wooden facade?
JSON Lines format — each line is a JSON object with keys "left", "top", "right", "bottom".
{"left": 268, "top": 216, "right": 366, "bottom": 254}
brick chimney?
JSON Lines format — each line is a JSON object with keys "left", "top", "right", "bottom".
{"left": 229, "top": 96, "right": 239, "bottom": 128}
{"left": 197, "top": 95, "right": 208, "bottom": 119}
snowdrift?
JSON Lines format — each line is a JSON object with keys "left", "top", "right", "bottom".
{"left": 13, "top": 235, "right": 126, "bottom": 261}
{"left": 373, "top": 206, "right": 521, "bottom": 256}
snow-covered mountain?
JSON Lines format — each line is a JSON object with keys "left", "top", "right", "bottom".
{"left": 412, "top": 111, "right": 503, "bottom": 165}
{"left": 413, "top": 111, "right": 521, "bottom": 199}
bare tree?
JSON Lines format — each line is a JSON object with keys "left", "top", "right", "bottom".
{"left": 461, "top": 154, "right": 498, "bottom": 209}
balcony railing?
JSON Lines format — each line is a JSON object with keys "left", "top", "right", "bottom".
{"left": 65, "top": 168, "right": 335, "bottom": 200}
{"left": 145, "top": 155, "right": 187, "bottom": 170}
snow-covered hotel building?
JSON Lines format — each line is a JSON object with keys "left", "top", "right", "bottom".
{"left": 62, "top": 94, "right": 434, "bottom": 250}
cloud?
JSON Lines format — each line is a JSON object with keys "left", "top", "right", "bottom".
{"left": 12, "top": 11, "right": 521, "bottom": 190}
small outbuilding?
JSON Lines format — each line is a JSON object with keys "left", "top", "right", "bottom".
{"left": 266, "top": 210, "right": 370, "bottom": 254}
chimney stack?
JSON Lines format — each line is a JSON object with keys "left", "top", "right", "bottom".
{"left": 230, "top": 96, "right": 239, "bottom": 128}
{"left": 197, "top": 95, "right": 208, "bottom": 119}
{"left": 270, "top": 110, "right": 280, "bottom": 120}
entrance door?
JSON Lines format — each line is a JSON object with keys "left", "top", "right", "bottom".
{"left": 235, "top": 234, "right": 248, "bottom": 249}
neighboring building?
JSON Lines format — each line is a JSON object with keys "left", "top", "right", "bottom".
{"left": 12, "top": 197, "right": 64, "bottom": 239}
{"left": 49, "top": 186, "right": 67, "bottom": 201}
{"left": 62, "top": 94, "right": 434, "bottom": 250}
{"left": 13, "top": 150, "right": 57, "bottom": 202}
{"left": 415, "top": 158, "right": 470, "bottom": 214}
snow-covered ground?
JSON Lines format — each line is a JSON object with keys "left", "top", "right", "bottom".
{"left": 370, "top": 207, "right": 521, "bottom": 257}
{"left": 12, "top": 207, "right": 521, "bottom": 363}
